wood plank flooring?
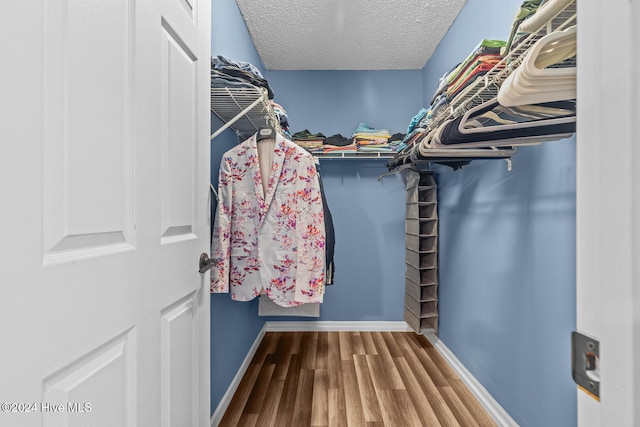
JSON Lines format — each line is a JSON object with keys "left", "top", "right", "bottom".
{"left": 218, "top": 331, "right": 496, "bottom": 427}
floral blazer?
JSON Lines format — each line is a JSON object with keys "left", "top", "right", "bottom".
{"left": 211, "top": 133, "right": 326, "bottom": 307}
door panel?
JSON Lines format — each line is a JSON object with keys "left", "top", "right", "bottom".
{"left": 162, "top": 294, "right": 198, "bottom": 427}
{"left": 160, "top": 21, "right": 198, "bottom": 243}
{"left": 0, "top": 0, "right": 210, "bottom": 425}
{"left": 43, "top": 0, "right": 134, "bottom": 264}
{"left": 43, "top": 330, "right": 135, "bottom": 427}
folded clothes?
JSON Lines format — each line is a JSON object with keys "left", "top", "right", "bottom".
{"left": 389, "top": 133, "right": 406, "bottom": 143}
{"left": 427, "top": 94, "right": 448, "bottom": 118}
{"left": 211, "top": 56, "right": 275, "bottom": 99}
{"left": 211, "top": 70, "right": 257, "bottom": 90}
{"left": 291, "top": 130, "right": 326, "bottom": 140}
{"left": 324, "top": 143, "right": 357, "bottom": 152}
{"left": 430, "top": 69, "right": 455, "bottom": 106}
{"left": 353, "top": 123, "right": 390, "bottom": 135}
{"left": 355, "top": 137, "right": 389, "bottom": 145}
{"left": 447, "top": 56, "right": 501, "bottom": 100}
{"left": 445, "top": 40, "right": 506, "bottom": 85}
{"left": 406, "top": 109, "right": 429, "bottom": 135}
{"left": 213, "top": 55, "right": 265, "bottom": 79}
{"left": 324, "top": 134, "right": 352, "bottom": 147}
{"left": 295, "top": 140, "right": 324, "bottom": 147}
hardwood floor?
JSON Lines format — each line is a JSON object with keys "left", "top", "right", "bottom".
{"left": 218, "top": 331, "right": 497, "bottom": 427}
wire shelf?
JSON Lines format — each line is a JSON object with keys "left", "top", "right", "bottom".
{"left": 210, "top": 86, "right": 277, "bottom": 139}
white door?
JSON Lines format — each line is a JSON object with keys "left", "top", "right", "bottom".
{"left": 0, "top": 0, "right": 211, "bottom": 426}
{"left": 577, "top": 0, "right": 640, "bottom": 426}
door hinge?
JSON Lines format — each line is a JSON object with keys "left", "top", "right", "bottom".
{"left": 571, "top": 331, "right": 600, "bottom": 401}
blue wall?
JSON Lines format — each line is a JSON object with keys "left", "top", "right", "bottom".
{"left": 210, "top": 0, "right": 266, "bottom": 413}
{"left": 264, "top": 70, "right": 423, "bottom": 136}
{"left": 424, "top": 1, "right": 577, "bottom": 426}
{"left": 266, "top": 160, "right": 407, "bottom": 323}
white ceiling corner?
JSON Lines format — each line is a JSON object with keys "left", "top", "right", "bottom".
{"left": 235, "top": 0, "right": 468, "bottom": 71}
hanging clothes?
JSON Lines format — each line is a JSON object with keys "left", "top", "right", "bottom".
{"left": 316, "top": 163, "right": 335, "bottom": 285}
{"left": 211, "top": 132, "right": 326, "bottom": 307}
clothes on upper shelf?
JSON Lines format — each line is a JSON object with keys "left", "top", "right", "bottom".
{"left": 291, "top": 130, "right": 326, "bottom": 154}
{"left": 289, "top": 126, "right": 402, "bottom": 156}
{"left": 406, "top": 109, "right": 429, "bottom": 135}
{"left": 211, "top": 55, "right": 275, "bottom": 99}
{"left": 211, "top": 70, "right": 256, "bottom": 91}
{"left": 322, "top": 134, "right": 358, "bottom": 154}
{"left": 352, "top": 123, "right": 391, "bottom": 150}
{"left": 211, "top": 132, "right": 326, "bottom": 307}
{"left": 213, "top": 55, "right": 266, "bottom": 79}
{"left": 324, "top": 134, "right": 352, "bottom": 147}
{"left": 446, "top": 55, "right": 502, "bottom": 100}
{"left": 429, "top": 39, "right": 506, "bottom": 105}
{"left": 322, "top": 144, "right": 358, "bottom": 154}
{"left": 386, "top": 0, "right": 576, "bottom": 170}
{"left": 291, "top": 130, "right": 326, "bottom": 141}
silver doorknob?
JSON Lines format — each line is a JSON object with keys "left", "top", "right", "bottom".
{"left": 199, "top": 253, "right": 216, "bottom": 273}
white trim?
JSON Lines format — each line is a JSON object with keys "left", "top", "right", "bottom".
{"left": 264, "top": 320, "right": 413, "bottom": 332}
{"left": 423, "top": 332, "right": 519, "bottom": 427}
{"left": 210, "top": 324, "right": 267, "bottom": 427}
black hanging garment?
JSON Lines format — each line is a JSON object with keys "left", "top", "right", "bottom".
{"left": 317, "top": 166, "right": 336, "bottom": 285}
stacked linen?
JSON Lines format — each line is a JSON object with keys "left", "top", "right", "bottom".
{"left": 352, "top": 123, "right": 392, "bottom": 153}
{"left": 291, "top": 130, "right": 326, "bottom": 154}
{"left": 210, "top": 55, "right": 275, "bottom": 99}
{"left": 429, "top": 39, "right": 505, "bottom": 105}
{"left": 498, "top": 26, "right": 576, "bottom": 107}
{"left": 444, "top": 40, "right": 505, "bottom": 101}
{"left": 323, "top": 134, "right": 357, "bottom": 155}
{"left": 446, "top": 55, "right": 502, "bottom": 100}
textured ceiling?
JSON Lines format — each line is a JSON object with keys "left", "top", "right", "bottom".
{"left": 236, "top": 0, "right": 468, "bottom": 71}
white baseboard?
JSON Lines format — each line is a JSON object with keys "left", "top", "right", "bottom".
{"left": 423, "top": 332, "right": 519, "bottom": 427}
{"left": 210, "top": 324, "right": 267, "bottom": 427}
{"left": 265, "top": 320, "right": 413, "bottom": 332}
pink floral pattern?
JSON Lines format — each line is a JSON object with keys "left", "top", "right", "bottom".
{"left": 211, "top": 134, "right": 326, "bottom": 307}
